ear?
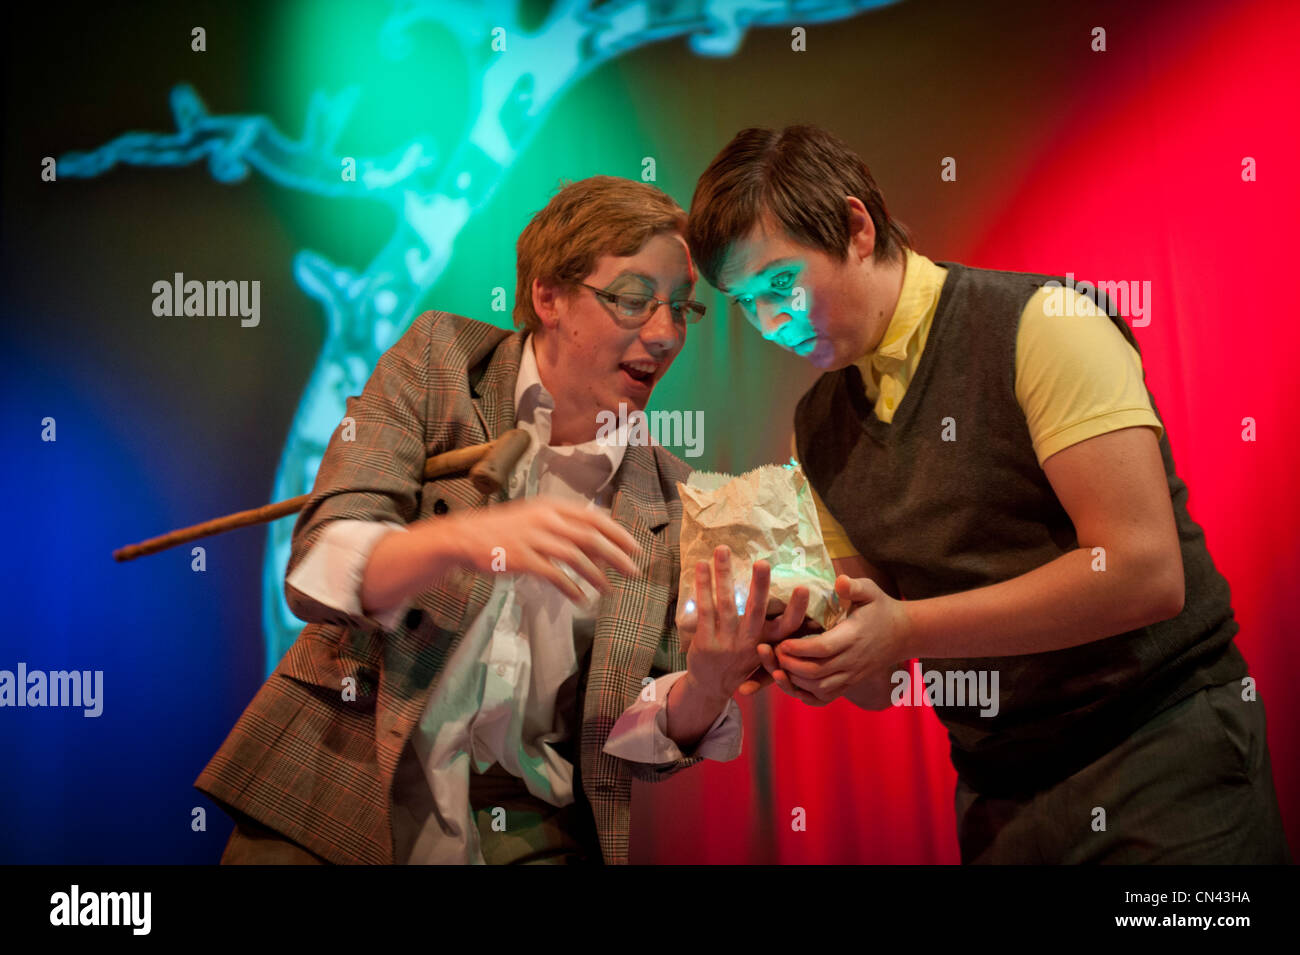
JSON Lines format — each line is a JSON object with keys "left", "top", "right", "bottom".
{"left": 844, "top": 195, "right": 877, "bottom": 261}
{"left": 532, "top": 277, "right": 567, "bottom": 331}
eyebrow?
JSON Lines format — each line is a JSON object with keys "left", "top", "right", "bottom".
{"left": 607, "top": 270, "right": 695, "bottom": 297}
{"left": 609, "top": 270, "right": 654, "bottom": 285}
{"left": 719, "top": 258, "right": 799, "bottom": 295}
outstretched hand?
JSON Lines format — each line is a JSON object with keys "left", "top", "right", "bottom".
{"left": 675, "top": 546, "right": 813, "bottom": 704}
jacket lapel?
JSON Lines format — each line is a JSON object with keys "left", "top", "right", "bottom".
{"left": 580, "top": 440, "right": 674, "bottom": 864}
{"left": 470, "top": 330, "right": 523, "bottom": 445}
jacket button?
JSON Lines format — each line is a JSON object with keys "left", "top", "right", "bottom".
{"left": 404, "top": 608, "right": 422, "bottom": 630}
{"left": 433, "top": 499, "right": 449, "bottom": 515}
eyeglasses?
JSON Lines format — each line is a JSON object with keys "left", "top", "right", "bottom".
{"left": 579, "top": 283, "right": 707, "bottom": 329}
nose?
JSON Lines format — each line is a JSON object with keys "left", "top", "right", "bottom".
{"left": 755, "top": 299, "right": 788, "bottom": 340}
{"left": 640, "top": 301, "right": 683, "bottom": 352}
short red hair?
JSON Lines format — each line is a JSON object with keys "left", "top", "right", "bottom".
{"left": 514, "top": 176, "right": 687, "bottom": 333}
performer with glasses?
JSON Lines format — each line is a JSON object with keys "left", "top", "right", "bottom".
{"left": 576, "top": 282, "right": 708, "bottom": 327}
{"left": 196, "top": 175, "right": 809, "bottom": 864}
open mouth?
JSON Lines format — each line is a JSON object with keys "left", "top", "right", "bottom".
{"left": 619, "top": 360, "right": 657, "bottom": 386}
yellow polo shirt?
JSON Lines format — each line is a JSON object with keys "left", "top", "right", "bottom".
{"left": 793, "top": 249, "right": 1164, "bottom": 560}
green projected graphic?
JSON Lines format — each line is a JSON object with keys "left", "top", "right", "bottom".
{"left": 57, "top": 0, "right": 897, "bottom": 672}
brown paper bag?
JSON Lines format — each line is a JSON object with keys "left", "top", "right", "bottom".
{"left": 676, "top": 461, "right": 844, "bottom": 630}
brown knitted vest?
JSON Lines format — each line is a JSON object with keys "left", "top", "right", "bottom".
{"left": 795, "top": 261, "right": 1246, "bottom": 795}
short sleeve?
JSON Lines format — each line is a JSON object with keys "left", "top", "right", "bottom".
{"left": 1015, "top": 286, "right": 1165, "bottom": 467}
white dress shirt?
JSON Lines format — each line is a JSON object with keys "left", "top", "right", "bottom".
{"left": 286, "top": 335, "right": 741, "bottom": 863}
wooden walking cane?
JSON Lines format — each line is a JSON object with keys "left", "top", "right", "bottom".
{"left": 113, "top": 429, "right": 531, "bottom": 562}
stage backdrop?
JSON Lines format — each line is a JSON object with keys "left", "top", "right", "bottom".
{"left": 1, "top": 0, "right": 1294, "bottom": 863}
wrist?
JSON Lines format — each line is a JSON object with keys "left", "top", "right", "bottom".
{"left": 414, "top": 516, "right": 467, "bottom": 582}
{"left": 894, "top": 597, "right": 919, "bottom": 660}
{"left": 665, "top": 670, "right": 730, "bottom": 750}
{"left": 678, "top": 669, "right": 732, "bottom": 719}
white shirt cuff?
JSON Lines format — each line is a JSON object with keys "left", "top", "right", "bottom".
{"left": 286, "top": 519, "right": 411, "bottom": 631}
{"left": 603, "top": 670, "right": 742, "bottom": 764}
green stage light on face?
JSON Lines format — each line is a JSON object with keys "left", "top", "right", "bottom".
{"left": 730, "top": 259, "right": 818, "bottom": 355}
{"left": 57, "top": 0, "right": 900, "bottom": 673}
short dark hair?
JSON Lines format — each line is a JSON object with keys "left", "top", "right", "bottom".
{"left": 686, "top": 125, "right": 910, "bottom": 288}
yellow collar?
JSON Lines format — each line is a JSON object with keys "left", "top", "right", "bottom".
{"left": 854, "top": 249, "right": 947, "bottom": 374}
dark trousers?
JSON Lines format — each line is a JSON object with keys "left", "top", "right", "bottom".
{"left": 460, "top": 761, "right": 600, "bottom": 865}
{"left": 955, "top": 681, "right": 1292, "bottom": 863}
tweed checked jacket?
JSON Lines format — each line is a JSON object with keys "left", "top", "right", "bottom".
{"left": 195, "top": 311, "right": 700, "bottom": 864}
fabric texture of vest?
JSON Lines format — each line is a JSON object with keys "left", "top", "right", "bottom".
{"left": 794, "top": 261, "right": 1246, "bottom": 796}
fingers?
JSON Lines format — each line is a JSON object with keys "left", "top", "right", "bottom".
{"left": 676, "top": 596, "right": 698, "bottom": 638}
{"left": 711, "top": 546, "right": 738, "bottom": 631}
{"left": 763, "top": 585, "right": 810, "bottom": 643}
{"left": 551, "top": 500, "right": 642, "bottom": 555}
{"left": 773, "top": 637, "right": 847, "bottom": 678}
{"left": 542, "top": 501, "right": 642, "bottom": 577}
{"left": 689, "top": 551, "right": 814, "bottom": 654}
{"left": 741, "top": 560, "right": 772, "bottom": 644}
{"left": 745, "top": 560, "right": 771, "bottom": 616}
{"left": 769, "top": 647, "right": 852, "bottom": 702}
{"left": 693, "top": 560, "right": 715, "bottom": 643}
{"left": 786, "top": 670, "right": 840, "bottom": 705}
{"left": 556, "top": 519, "right": 640, "bottom": 579}
{"left": 756, "top": 644, "right": 824, "bottom": 708}
{"left": 836, "top": 573, "right": 883, "bottom": 606}
{"left": 756, "top": 644, "right": 834, "bottom": 704}
{"left": 772, "top": 628, "right": 840, "bottom": 659}
{"left": 515, "top": 550, "right": 586, "bottom": 603}
{"left": 472, "top": 496, "right": 644, "bottom": 604}
{"left": 738, "top": 665, "right": 774, "bottom": 696}
{"left": 798, "top": 667, "right": 851, "bottom": 702}
{"left": 530, "top": 540, "right": 610, "bottom": 595}
{"left": 771, "top": 644, "right": 825, "bottom": 678}
{"left": 770, "top": 664, "right": 829, "bottom": 706}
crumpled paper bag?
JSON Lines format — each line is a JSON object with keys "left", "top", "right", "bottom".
{"left": 676, "top": 461, "right": 844, "bottom": 630}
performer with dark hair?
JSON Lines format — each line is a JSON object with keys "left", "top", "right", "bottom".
{"left": 686, "top": 125, "right": 1289, "bottom": 863}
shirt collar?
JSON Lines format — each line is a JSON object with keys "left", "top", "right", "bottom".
{"left": 855, "top": 248, "right": 947, "bottom": 371}
{"left": 515, "top": 334, "right": 627, "bottom": 496}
